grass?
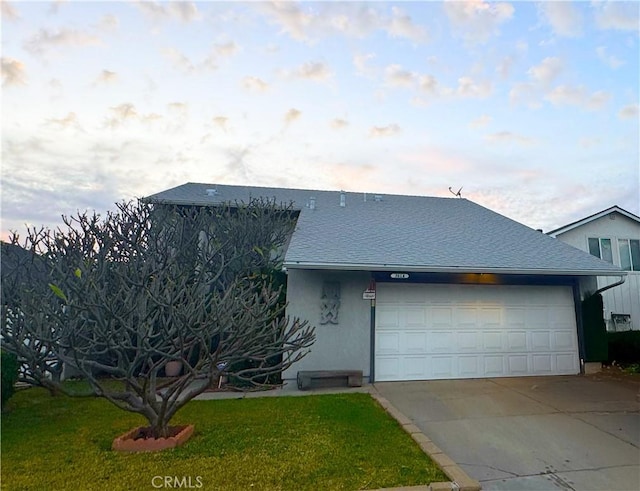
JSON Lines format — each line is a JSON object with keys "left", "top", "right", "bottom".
{"left": 1, "top": 387, "right": 447, "bottom": 490}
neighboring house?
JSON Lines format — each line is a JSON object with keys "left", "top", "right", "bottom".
{"left": 548, "top": 206, "right": 640, "bottom": 332}
{"left": 145, "top": 183, "right": 624, "bottom": 383}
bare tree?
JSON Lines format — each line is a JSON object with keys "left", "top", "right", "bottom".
{"left": 1, "top": 240, "right": 65, "bottom": 394}
{"left": 1, "top": 199, "right": 315, "bottom": 438}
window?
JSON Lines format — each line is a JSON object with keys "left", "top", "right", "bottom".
{"left": 619, "top": 239, "right": 640, "bottom": 271}
{"left": 588, "top": 237, "right": 613, "bottom": 263}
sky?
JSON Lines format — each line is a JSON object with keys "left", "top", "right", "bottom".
{"left": 1, "top": 0, "right": 639, "bottom": 240}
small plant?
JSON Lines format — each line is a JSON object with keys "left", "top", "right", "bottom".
{"left": 1, "top": 350, "right": 19, "bottom": 409}
{"left": 623, "top": 363, "right": 640, "bottom": 374}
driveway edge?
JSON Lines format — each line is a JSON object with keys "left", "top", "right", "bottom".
{"left": 369, "top": 387, "right": 482, "bottom": 491}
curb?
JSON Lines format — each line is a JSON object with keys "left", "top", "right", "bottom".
{"left": 368, "top": 388, "right": 482, "bottom": 491}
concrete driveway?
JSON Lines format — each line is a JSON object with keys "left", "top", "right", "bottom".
{"left": 375, "top": 375, "right": 640, "bottom": 491}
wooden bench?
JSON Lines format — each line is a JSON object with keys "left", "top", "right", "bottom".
{"left": 297, "top": 370, "right": 363, "bottom": 390}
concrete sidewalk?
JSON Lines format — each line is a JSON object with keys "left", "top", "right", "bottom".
{"left": 376, "top": 375, "right": 640, "bottom": 491}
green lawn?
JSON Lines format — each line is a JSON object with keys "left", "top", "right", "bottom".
{"left": 1, "top": 387, "right": 446, "bottom": 490}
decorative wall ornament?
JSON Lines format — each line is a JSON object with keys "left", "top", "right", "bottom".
{"left": 320, "top": 281, "right": 341, "bottom": 325}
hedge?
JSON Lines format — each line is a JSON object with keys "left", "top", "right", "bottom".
{"left": 1, "top": 350, "right": 19, "bottom": 409}
{"left": 607, "top": 331, "right": 640, "bottom": 364}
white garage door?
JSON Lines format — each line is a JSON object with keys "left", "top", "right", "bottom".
{"left": 375, "top": 283, "right": 579, "bottom": 381}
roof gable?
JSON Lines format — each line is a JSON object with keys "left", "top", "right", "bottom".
{"left": 548, "top": 206, "right": 640, "bottom": 237}
{"left": 145, "top": 183, "right": 623, "bottom": 276}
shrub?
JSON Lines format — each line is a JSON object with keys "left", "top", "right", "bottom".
{"left": 1, "top": 350, "right": 19, "bottom": 409}
{"left": 607, "top": 331, "right": 640, "bottom": 364}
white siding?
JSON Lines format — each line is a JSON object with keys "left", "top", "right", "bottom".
{"left": 554, "top": 212, "right": 640, "bottom": 330}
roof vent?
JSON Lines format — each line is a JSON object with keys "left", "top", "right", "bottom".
{"left": 206, "top": 188, "right": 218, "bottom": 196}
{"left": 340, "top": 190, "right": 346, "bottom": 207}
{"left": 374, "top": 194, "right": 383, "bottom": 202}
{"left": 309, "top": 196, "right": 316, "bottom": 210}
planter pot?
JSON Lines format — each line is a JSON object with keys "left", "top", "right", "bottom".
{"left": 165, "top": 361, "right": 183, "bottom": 377}
{"left": 112, "top": 424, "right": 194, "bottom": 452}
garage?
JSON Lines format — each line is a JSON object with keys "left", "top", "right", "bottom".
{"left": 375, "top": 283, "right": 580, "bottom": 381}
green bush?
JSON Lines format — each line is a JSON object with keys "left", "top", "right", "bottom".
{"left": 1, "top": 350, "right": 19, "bottom": 409}
{"left": 607, "top": 331, "right": 640, "bottom": 364}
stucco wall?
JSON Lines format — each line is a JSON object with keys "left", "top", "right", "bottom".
{"left": 554, "top": 212, "right": 640, "bottom": 330}
{"left": 282, "top": 269, "right": 372, "bottom": 382}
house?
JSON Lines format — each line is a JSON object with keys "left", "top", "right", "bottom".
{"left": 145, "top": 183, "right": 624, "bottom": 383}
{"left": 548, "top": 206, "right": 640, "bottom": 332}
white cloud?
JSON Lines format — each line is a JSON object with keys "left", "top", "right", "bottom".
{"left": 538, "top": 1, "right": 583, "bottom": 37}
{"left": 93, "top": 69, "right": 118, "bottom": 85}
{"left": 163, "top": 48, "right": 217, "bottom": 74}
{"left": 496, "top": 55, "right": 515, "bottom": 79}
{"left": 1, "top": 1, "right": 19, "bottom": 21}
{"left": 509, "top": 82, "right": 541, "bottom": 108}
{"left": 353, "top": 53, "right": 376, "bottom": 76}
{"left": 23, "top": 28, "right": 101, "bottom": 57}
{"left": 134, "top": 1, "right": 201, "bottom": 23}
{"left": 97, "top": 14, "right": 119, "bottom": 31}
{"left": 384, "top": 64, "right": 416, "bottom": 87}
{"left": 456, "top": 76, "right": 491, "bottom": 98}
{"left": 369, "top": 124, "right": 400, "bottom": 138}
{"left": 295, "top": 61, "right": 333, "bottom": 81}
{"left": 212, "top": 116, "right": 229, "bottom": 131}
{"left": 1, "top": 57, "right": 27, "bottom": 87}
{"left": 593, "top": 1, "right": 640, "bottom": 32}
{"left": 469, "top": 115, "right": 492, "bottom": 128}
{"left": 527, "top": 57, "right": 563, "bottom": 85}
{"left": 46, "top": 112, "right": 82, "bottom": 131}
{"left": 330, "top": 118, "right": 349, "bottom": 130}
{"left": 418, "top": 74, "right": 438, "bottom": 93}
{"left": 618, "top": 103, "right": 639, "bottom": 119}
{"left": 484, "top": 131, "right": 533, "bottom": 145}
{"left": 387, "top": 6, "right": 428, "bottom": 42}
{"left": 545, "top": 85, "right": 611, "bottom": 110}
{"left": 596, "top": 46, "right": 624, "bottom": 69}
{"left": 242, "top": 76, "right": 269, "bottom": 92}
{"left": 104, "top": 103, "right": 138, "bottom": 128}
{"left": 214, "top": 41, "right": 239, "bottom": 57}
{"left": 443, "top": 0, "right": 515, "bottom": 43}
{"left": 284, "top": 108, "right": 302, "bottom": 124}
{"left": 259, "top": 2, "right": 313, "bottom": 41}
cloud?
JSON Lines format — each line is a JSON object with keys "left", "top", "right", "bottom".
{"left": 330, "top": 118, "right": 349, "bottom": 130}
{"left": 97, "top": 14, "right": 119, "bottom": 31}
{"left": 496, "top": 55, "right": 515, "bottom": 79}
{"left": 484, "top": 131, "right": 533, "bottom": 145}
{"left": 134, "top": 1, "right": 201, "bottom": 23}
{"left": 258, "top": 3, "right": 428, "bottom": 44}
{"left": 538, "top": 1, "right": 583, "bottom": 37}
{"left": 387, "top": 6, "right": 428, "bottom": 42}
{"left": 384, "top": 64, "right": 415, "bottom": 87}
{"left": 593, "top": 1, "right": 639, "bottom": 32}
{"left": 104, "top": 103, "right": 138, "bottom": 128}
{"left": 23, "top": 28, "right": 101, "bottom": 57}
{"left": 353, "top": 53, "right": 375, "bottom": 76}
{"left": 469, "top": 115, "right": 492, "bottom": 128}
{"left": 284, "top": 108, "right": 302, "bottom": 124}
{"left": 509, "top": 82, "right": 541, "bottom": 108}
{"left": 167, "top": 102, "right": 189, "bottom": 118}
{"left": 214, "top": 41, "right": 239, "bottom": 57}
{"left": 259, "top": 2, "right": 313, "bottom": 41}
{"left": 242, "top": 76, "right": 269, "bottom": 92}
{"left": 527, "top": 57, "right": 563, "bottom": 85}
{"left": 212, "top": 116, "right": 229, "bottom": 131}
{"left": 1, "top": 57, "right": 27, "bottom": 87}
{"left": 443, "top": 0, "right": 514, "bottom": 43}
{"left": 596, "top": 46, "right": 624, "bottom": 69}
{"left": 418, "top": 74, "right": 438, "bottom": 93}
{"left": 369, "top": 124, "right": 400, "bottom": 138}
{"left": 545, "top": 85, "right": 611, "bottom": 110}
{"left": 93, "top": 69, "right": 118, "bottom": 85}
{"left": 295, "top": 61, "right": 333, "bottom": 81}
{"left": 1, "top": 1, "right": 19, "bottom": 21}
{"left": 163, "top": 48, "right": 216, "bottom": 74}
{"left": 456, "top": 76, "right": 491, "bottom": 98}
{"left": 618, "top": 103, "right": 639, "bottom": 119}
{"left": 45, "top": 112, "right": 82, "bottom": 131}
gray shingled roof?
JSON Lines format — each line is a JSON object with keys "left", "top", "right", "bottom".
{"left": 144, "top": 182, "right": 623, "bottom": 276}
